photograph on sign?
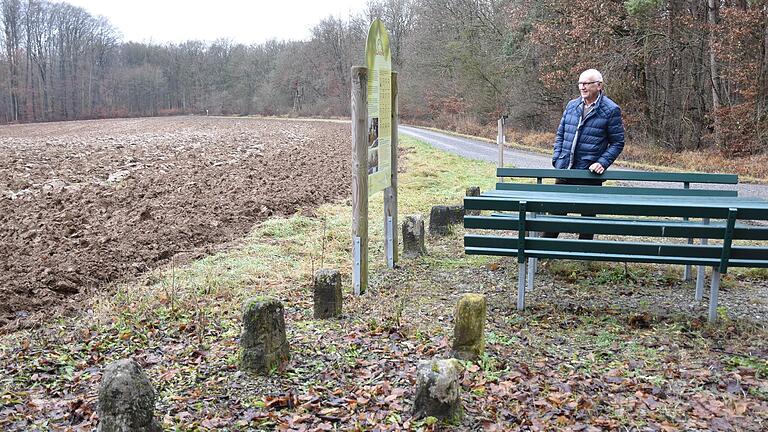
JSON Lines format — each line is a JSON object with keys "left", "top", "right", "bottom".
{"left": 368, "top": 118, "right": 379, "bottom": 175}
{"left": 365, "top": 19, "right": 392, "bottom": 195}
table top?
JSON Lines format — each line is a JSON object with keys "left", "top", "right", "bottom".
{"left": 469, "top": 189, "right": 768, "bottom": 219}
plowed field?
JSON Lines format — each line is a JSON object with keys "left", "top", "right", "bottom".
{"left": 0, "top": 116, "right": 350, "bottom": 332}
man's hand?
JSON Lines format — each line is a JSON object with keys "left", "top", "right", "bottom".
{"left": 589, "top": 162, "right": 605, "bottom": 174}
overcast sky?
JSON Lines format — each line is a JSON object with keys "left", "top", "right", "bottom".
{"left": 64, "top": 0, "right": 367, "bottom": 44}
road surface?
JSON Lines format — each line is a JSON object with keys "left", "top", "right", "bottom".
{"left": 400, "top": 125, "right": 768, "bottom": 199}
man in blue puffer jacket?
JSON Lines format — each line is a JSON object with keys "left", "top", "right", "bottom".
{"left": 544, "top": 68, "right": 625, "bottom": 239}
{"left": 552, "top": 68, "right": 624, "bottom": 176}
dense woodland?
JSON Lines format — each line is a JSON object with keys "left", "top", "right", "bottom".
{"left": 0, "top": 0, "right": 766, "bottom": 154}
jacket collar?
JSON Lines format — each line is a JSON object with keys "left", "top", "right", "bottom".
{"left": 581, "top": 91, "right": 603, "bottom": 109}
{"left": 578, "top": 91, "right": 603, "bottom": 124}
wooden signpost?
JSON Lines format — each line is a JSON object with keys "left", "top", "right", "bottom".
{"left": 351, "top": 66, "right": 369, "bottom": 296}
{"left": 351, "top": 19, "right": 398, "bottom": 295}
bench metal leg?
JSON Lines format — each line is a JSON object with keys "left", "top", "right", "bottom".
{"left": 683, "top": 231, "right": 692, "bottom": 281}
{"left": 683, "top": 184, "right": 692, "bottom": 281}
{"left": 526, "top": 257, "right": 536, "bottom": 292}
{"left": 708, "top": 268, "right": 721, "bottom": 323}
{"left": 527, "top": 211, "right": 538, "bottom": 293}
{"left": 696, "top": 218, "right": 710, "bottom": 302}
{"left": 517, "top": 261, "right": 527, "bottom": 311}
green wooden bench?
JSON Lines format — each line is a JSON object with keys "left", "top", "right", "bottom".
{"left": 464, "top": 168, "right": 768, "bottom": 322}
{"left": 495, "top": 168, "right": 741, "bottom": 295}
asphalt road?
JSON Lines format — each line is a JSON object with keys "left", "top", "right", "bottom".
{"left": 400, "top": 125, "right": 768, "bottom": 200}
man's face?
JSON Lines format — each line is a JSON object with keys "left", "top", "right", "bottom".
{"left": 578, "top": 72, "right": 602, "bottom": 102}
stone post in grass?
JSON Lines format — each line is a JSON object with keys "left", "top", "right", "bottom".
{"left": 97, "top": 358, "right": 161, "bottom": 432}
{"left": 451, "top": 293, "right": 487, "bottom": 361}
{"left": 465, "top": 187, "right": 480, "bottom": 216}
{"left": 402, "top": 214, "right": 427, "bottom": 257}
{"left": 239, "top": 297, "right": 290, "bottom": 374}
{"left": 314, "top": 269, "right": 342, "bottom": 319}
{"left": 412, "top": 358, "right": 464, "bottom": 423}
{"left": 429, "top": 205, "right": 464, "bottom": 236}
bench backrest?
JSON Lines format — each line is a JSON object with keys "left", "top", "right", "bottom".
{"left": 497, "top": 168, "right": 739, "bottom": 185}
{"left": 495, "top": 182, "right": 738, "bottom": 197}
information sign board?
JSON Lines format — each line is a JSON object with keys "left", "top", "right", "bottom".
{"left": 365, "top": 19, "right": 392, "bottom": 195}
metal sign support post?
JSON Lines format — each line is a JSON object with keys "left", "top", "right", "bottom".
{"left": 497, "top": 118, "right": 504, "bottom": 182}
{"left": 384, "top": 72, "right": 398, "bottom": 269}
{"left": 497, "top": 115, "right": 507, "bottom": 182}
{"left": 386, "top": 217, "right": 394, "bottom": 268}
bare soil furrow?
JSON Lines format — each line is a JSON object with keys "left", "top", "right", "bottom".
{"left": 0, "top": 116, "right": 350, "bottom": 332}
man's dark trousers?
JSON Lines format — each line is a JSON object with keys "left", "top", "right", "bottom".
{"left": 541, "top": 177, "right": 602, "bottom": 240}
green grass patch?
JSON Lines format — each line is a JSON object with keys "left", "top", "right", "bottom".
{"left": 417, "top": 253, "right": 494, "bottom": 270}
{"left": 726, "top": 354, "right": 768, "bottom": 379}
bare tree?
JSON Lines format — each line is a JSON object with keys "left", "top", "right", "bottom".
{"left": 2, "top": 0, "right": 22, "bottom": 121}
{"left": 708, "top": 0, "right": 723, "bottom": 149}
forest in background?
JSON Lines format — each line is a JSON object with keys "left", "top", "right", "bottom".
{"left": 0, "top": 0, "right": 766, "bottom": 154}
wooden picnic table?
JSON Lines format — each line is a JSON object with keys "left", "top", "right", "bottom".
{"left": 464, "top": 184, "right": 768, "bottom": 322}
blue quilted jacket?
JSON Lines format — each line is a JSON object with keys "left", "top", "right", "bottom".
{"left": 552, "top": 93, "right": 625, "bottom": 170}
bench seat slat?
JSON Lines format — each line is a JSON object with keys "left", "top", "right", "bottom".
{"left": 465, "top": 247, "right": 723, "bottom": 266}
{"left": 728, "top": 259, "right": 768, "bottom": 268}
{"left": 496, "top": 168, "right": 739, "bottom": 184}
{"left": 483, "top": 190, "right": 768, "bottom": 205}
{"left": 466, "top": 235, "right": 723, "bottom": 258}
{"left": 464, "top": 215, "right": 768, "bottom": 240}
{"left": 466, "top": 247, "right": 768, "bottom": 268}
{"left": 495, "top": 182, "right": 738, "bottom": 197}
{"left": 466, "top": 235, "right": 768, "bottom": 260}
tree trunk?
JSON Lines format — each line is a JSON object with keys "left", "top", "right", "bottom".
{"left": 757, "top": 4, "right": 768, "bottom": 145}
{"left": 708, "top": 0, "right": 724, "bottom": 150}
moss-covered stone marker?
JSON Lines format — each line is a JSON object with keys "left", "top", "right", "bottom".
{"left": 451, "top": 293, "right": 487, "bottom": 361}
{"left": 412, "top": 358, "right": 464, "bottom": 423}
{"left": 313, "top": 269, "right": 342, "bottom": 319}
{"left": 239, "top": 297, "right": 290, "bottom": 374}
{"left": 97, "top": 358, "right": 161, "bottom": 432}
{"left": 402, "top": 214, "right": 427, "bottom": 257}
{"left": 429, "top": 205, "right": 464, "bottom": 236}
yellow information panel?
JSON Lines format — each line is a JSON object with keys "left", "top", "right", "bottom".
{"left": 365, "top": 19, "right": 391, "bottom": 195}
